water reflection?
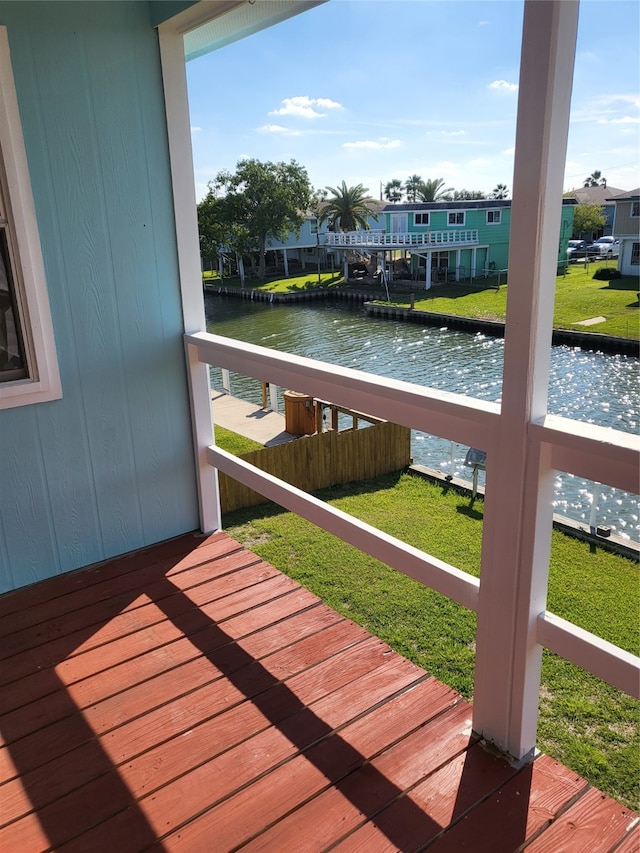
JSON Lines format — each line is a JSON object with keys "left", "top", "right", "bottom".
{"left": 205, "top": 296, "right": 639, "bottom": 540}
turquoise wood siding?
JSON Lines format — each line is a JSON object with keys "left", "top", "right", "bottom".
{"left": 0, "top": 2, "right": 198, "bottom": 593}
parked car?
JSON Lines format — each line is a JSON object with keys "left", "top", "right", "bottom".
{"left": 586, "top": 236, "right": 620, "bottom": 258}
{"left": 566, "top": 239, "right": 588, "bottom": 261}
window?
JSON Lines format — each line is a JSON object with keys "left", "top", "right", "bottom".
{"left": 487, "top": 210, "right": 502, "bottom": 224}
{"left": 447, "top": 211, "right": 465, "bottom": 226}
{"left": 0, "top": 28, "right": 60, "bottom": 409}
{"left": 631, "top": 242, "right": 639, "bottom": 265}
{"left": 310, "top": 217, "right": 318, "bottom": 234}
{"left": 631, "top": 201, "right": 639, "bottom": 218}
{"left": 414, "top": 212, "right": 429, "bottom": 226}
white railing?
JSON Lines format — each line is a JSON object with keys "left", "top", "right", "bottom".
{"left": 322, "top": 229, "right": 479, "bottom": 248}
{"left": 182, "top": 3, "right": 640, "bottom": 765}
{"left": 185, "top": 331, "right": 640, "bottom": 710}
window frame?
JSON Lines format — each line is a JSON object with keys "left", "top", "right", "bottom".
{"left": 414, "top": 212, "right": 430, "bottom": 226}
{"left": 631, "top": 201, "right": 639, "bottom": 218}
{"left": 447, "top": 210, "right": 465, "bottom": 226}
{"left": 0, "top": 27, "right": 61, "bottom": 409}
{"left": 486, "top": 210, "right": 502, "bottom": 225}
{"left": 631, "top": 242, "right": 639, "bottom": 265}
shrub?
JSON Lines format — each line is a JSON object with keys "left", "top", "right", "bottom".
{"left": 593, "top": 268, "right": 622, "bottom": 280}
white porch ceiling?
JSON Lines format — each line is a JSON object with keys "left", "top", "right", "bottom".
{"left": 179, "top": 0, "right": 328, "bottom": 62}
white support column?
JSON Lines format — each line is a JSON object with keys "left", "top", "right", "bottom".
{"left": 158, "top": 24, "right": 220, "bottom": 534}
{"left": 472, "top": 0, "right": 579, "bottom": 761}
{"left": 425, "top": 252, "right": 432, "bottom": 290}
{"left": 455, "top": 249, "right": 461, "bottom": 282}
{"left": 471, "top": 247, "right": 477, "bottom": 281}
{"left": 283, "top": 248, "right": 289, "bottom": 277}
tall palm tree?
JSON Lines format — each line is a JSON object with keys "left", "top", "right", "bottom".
{"left": 384, "top": 178, "right": 403, "bottom": 204}
{"left": 491, "top": 183, "right": 509, "bottom": 199}
{"left": 583, "top": 170, "right": 605, "bottom": 188}
{"left": 319, "top": 181, "right": 378, "bottom": 231}
{"left": 404, "top": 174, "right": 424, "bottom": 202}
{"left": 416, "top": 177, "right": 453, "bottom": 202}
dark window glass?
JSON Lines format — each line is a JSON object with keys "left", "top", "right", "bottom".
{"left": 0, "top": 227, "right": 27, "bottom": 381}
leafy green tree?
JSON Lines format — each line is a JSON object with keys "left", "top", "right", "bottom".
{"left": 384, "top": 179, "right": 403, "bottom": 203}
{"left": 572, "top": 203, "right": 606, "bottom": 238}
{"left": 416, "top": 178, "right": 453, "bottom": 202}
{"left": 404, "top": 174, "right": 424, "bottom": 202}
{"left": 583, "top": 170, "right": 606, "bottom": 188}
{"left": 319, "top": 181, "right": 378, "bottom": 231}
{"left": 490, "top": 183, "right": 509, "bottom": 199}
{"left": 207, "top": 158, "right": 312, "bottom": 280}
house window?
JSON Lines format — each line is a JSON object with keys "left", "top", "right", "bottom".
{"left": 631, "top": 242, "right": 640, "bottom": 265}
{"left": 414, "top": 212, "right": 430, "bottom": 226}
{"left": 310, "top": 217, "right": 318, "bottom": 234}
{"left": 487, "top": 210, "right": 502, "bottom": 225}
{"left": 447, "top": 211, "right": 465, "bottom": 226}
{"left": 0, "top": 28, "right": 61, "bottom": 409}
{"left": 631, "top": 201, "right": 639, "bottom": 218}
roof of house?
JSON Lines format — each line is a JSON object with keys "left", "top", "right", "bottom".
{"left": 380, "top": 198, "right": 576, "bottom": 213}
{"left": 566, "top": 185, "right": 625, "bottom": 205}
{"left": 610, "top": 187, "right": 640, "bottom": 200}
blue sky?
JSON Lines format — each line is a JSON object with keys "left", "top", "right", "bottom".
{"left": 186, "top": 0, "right": 640, "bottom": 202}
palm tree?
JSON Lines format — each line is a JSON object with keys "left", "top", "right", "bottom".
{"left": 319, "top": 181, "right": 378, "bottom": 232}
{"left": 491, "top": 183, "right": 509, "bottom": 199}
{"left": 384, "top": 179, "right": 403, "bottom": 204}
{"left": 583, "top": 170, "right": 606, "bottom": 188}
{"left": 416, "top": 177, "right": 453, "bottom": 203}
{"left": 404, "top": 174, "right": 424, "bottom": 202}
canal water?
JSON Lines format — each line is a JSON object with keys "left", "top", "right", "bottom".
{"left": 205, "top": 295, "right": 639, "bottom": 541}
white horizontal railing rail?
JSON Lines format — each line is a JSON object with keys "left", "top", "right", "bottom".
{"left": 185, "top": 331, "right": 640, "bottom": 706}
{"left": 208, "top": 444, "right": 480, "bottom": 612}
{"left": 322, "top": 230, "right": 479, "bottom": 248}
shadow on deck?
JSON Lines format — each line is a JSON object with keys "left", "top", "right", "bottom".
{"left": 0, "top": 533, "right": 637, "bottom": 852}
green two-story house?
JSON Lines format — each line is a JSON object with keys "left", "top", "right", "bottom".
{"left": 322, "top": 198, "right": 576, "bottom": 288}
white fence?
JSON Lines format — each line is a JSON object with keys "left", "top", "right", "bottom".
{"left": 323, "top": 229, "right": 479, "bottom": 248}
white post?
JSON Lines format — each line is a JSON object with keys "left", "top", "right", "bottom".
{"left": 589, "top": 484, "right": 599, "bottom": 532}
{"left": 425, "top": 252, "right": 432, "bottom": 290}
{"left": 283, "top": 248, "right": 289, "bottom": 277}
{"left": 269, "top": 383, "right": 279, "bottom": 414}
{"left": 472, "top": 0, "right": 579, "bottom": 761}
{"left": 158, "top": 24, "right": 220, "bottom": 535}
{"left": 221, "top": 369, "right": 231, "bottom": 395}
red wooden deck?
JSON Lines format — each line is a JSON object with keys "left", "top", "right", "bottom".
{"left": 0, "top": 532, "right": 636, "bottom": 852}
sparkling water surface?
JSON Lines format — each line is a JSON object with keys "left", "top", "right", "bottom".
{"left": 205, "top": 296, "right": 639, "bottom": 541}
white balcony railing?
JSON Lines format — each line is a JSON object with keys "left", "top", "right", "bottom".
{"left": 181, "top": 2, "right": 639, "bottom": 766}
{"left": 185, "top": 331, "right": 640, "bottom": 731}
{"left": 322, "top": 229, "right": 479, "bottom": 248}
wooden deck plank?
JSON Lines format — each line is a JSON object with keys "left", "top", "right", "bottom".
{"left": 0, "top": 532, "right": 234, "bottom": 627}
{"left": 0, "top": 532, "right": 635, "bottom": 853}
{"left": 422, "top": 753, "right": 589, "bottom": 851}
{"left": 0, "top": 555, "right": 276, "bottom": 660}
{"left": 523, "top": 786, "right": 638, "bottom": 852}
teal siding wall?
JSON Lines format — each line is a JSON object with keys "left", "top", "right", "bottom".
{"left": 0, "top": 2, "right": 198, "bottom": 592}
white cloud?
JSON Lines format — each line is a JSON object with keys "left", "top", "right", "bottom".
{"left": 269, "top": 96, "right": 343, "bottom": 119}
{"left": 489, "top": 80, "right": 519, "bottom": 93}
{"left": 342, "top": 138, "right": 401, "bottom": 150}
{"left": 470, "top": 158, "right": 489, "bottom": 166}
{"left": 502, "top": 146, "right": 515, "bottom": 155}
{"left": 190, "top": 126, "right": 202, "bottom": 133}
{"left": 258, "top": 124, "right": 302, "bottom": 136}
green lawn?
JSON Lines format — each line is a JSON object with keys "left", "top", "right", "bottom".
{"left": 204, "top": 262, "right": 640, "bottom": 339}
{"left": 220, "top": 470, "right": 640, "bottom": 810}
